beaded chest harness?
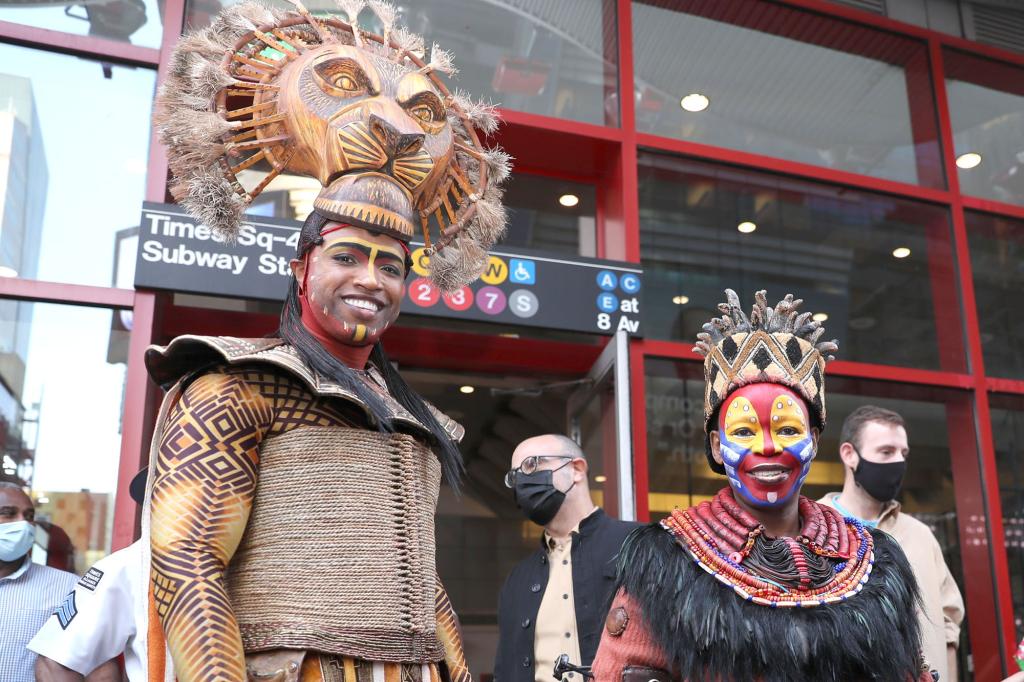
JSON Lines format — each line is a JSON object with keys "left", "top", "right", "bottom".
{"left": 661, "top": 489, "right": 874, "bottom": 608}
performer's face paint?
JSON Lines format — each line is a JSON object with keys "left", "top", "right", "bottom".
{"left": 302, "top": 225, "right": 407, "bottom": 346}
{"left": 715, "top": 384, "right": 816, "bottom": 509}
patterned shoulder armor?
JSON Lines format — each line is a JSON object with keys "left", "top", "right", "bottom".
{"left": 146, "top": 335, "right": 463, "bottom": 443}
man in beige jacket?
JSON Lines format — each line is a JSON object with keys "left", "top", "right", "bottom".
{"left": 820, "top": 405, "right": 965, "bottom": 681}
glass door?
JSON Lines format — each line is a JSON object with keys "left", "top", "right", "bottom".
{"left": 567, "top": 330, "right": 634, "bottom": 521}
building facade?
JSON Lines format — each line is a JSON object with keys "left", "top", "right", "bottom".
{"left": 0, "top": 0, "right": 1023, "bottom": 679}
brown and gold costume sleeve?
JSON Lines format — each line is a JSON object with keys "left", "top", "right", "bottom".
{"left": 150, "top": 368, "right": 275, "bottom": 682}
{"left": 436, "top": 582, "right": 471, "bottom": 682}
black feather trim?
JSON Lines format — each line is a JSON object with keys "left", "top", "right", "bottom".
{"left": 614, "top": 524, "right": 923, "bottom": 682}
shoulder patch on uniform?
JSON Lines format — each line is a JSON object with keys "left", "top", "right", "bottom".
{"left": 78, "top": 566, "right": 104, "bottom": 591}
{"left": 55, "top": 591, "right": 77, "bottom": 629}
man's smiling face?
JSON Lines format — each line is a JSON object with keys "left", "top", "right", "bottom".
{"left": 713, "top": 383, "right": 817, "bottom": 509}
{"left": 297, "top": 224, "right": 407, "bottom": 346}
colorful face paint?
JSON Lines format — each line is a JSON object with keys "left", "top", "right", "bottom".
{"left": 717, "top": 383, "right": 815, "bottom": 509}
{"left": 303, "top": 225, "right": 407, "bottom": 347}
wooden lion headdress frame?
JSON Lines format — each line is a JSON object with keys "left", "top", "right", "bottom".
{"left": 694, "top": 289, "right": 839, "bottom": 474}
{"left": 155, "top": 0, "right": 510, "bottom": 290}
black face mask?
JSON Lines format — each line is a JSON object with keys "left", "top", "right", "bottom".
{"left": 853, "top": 448, "right": 907, "bottom": 502}
{"left": 514, "top": 462, "right": 574, "bottom": 526}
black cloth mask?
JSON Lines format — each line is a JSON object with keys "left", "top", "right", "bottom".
{"left": 514, "top": 461, "right": 574, "bottom": 526}
{"left": 853, "top": 447, "right": 907, "bottom": 502}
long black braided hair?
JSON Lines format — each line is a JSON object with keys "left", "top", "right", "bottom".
{"left": 276, "top": 210, "right": 464, "bottom": 490}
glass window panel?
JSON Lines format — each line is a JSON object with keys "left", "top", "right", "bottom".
{"left": 0, "top": 45, "right": 155, "bottom": 287}
{"left": 243, "top": 171, "right": 598, "bottom": 257}
{"left": 186, "top": 0, "right": 618, "bottom": 126}
{"left": 503, "top": 175, "right": 597, "bottom": 257}
{"left": 992, "top": 393, "right": 1024, "bottom": 643}
{"left": 966, "top": 211, "right": 1024, "bottom": 380}
{"left": 0, "top": 1, "right": 164, "bottom": 48}
{"left": 632, "top": 0, "right": 944, "bottom": 188}
{"left": 638, "top": 153, "right": 965, "bottom": 371}
{"left": 643, "top": 357, "right": 976, "bottom": 677}
{"left": 944, "top": 49, "right": 1024, "bottom": 206}
{"left": 0, "top": 300, "right": 129, "bottom": 574}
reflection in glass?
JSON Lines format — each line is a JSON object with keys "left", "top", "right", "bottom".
{"left": 992, "top": 394, "right": 1024, "bottom": 641}
{"left": 0, "top": 300, "right": 129, "bottom": 574}
{"left": 0, "top": 44, "right": 155, "bottom": 287}
{"left": 644, "top": 358, "right": 975, "bottom": 677}
{"left": 186, "top": 0, "right": 618, "bottom": 126}
{"left": 503, "top": 175, "right": 596, "bottom": 257}
{"left": 0, "top": 0, "right": 163, "bottom": 48}
{"left": 944, "top": 50, "right": 1024, "bottom": 206}
{"left": 966, "top": 211, "right": 1024, "bottom": 380}
{"left": 632, "top": 0, "right": 944, "bottom": 187}
{"left": 638, "top": 153, "right": 964, "bottom": 371}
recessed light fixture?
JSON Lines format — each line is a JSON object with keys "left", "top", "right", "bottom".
{"left": 680, "top": 93, "right": 710, "bottom": 112}
{"left": 0, "top": 266, "right": 18, "bottom": 278}
{"left": 672, "top": 295, "right": 690, "bottom": 305}
{"left": 594, "top": 475, "right": 607, "bottom": 483}
{"left": 955, "top": 152, "right": 982, "bottom": 169}
{"left": 892, "top": 247, "right": 911, "bottom": 259}
{"left": 737, "top": 221, "right": 757, "bottom": 234}
{"left": 459, "top": 385, "right": 475, "bottom": 394}
{"left": 812, "top": 312, "right": 829, "bottom": 322}
{"left": 558, "top": 193, "right": 580, "bottom": 207}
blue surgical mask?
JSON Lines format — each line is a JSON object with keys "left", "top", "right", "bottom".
{"left": 0, "top": 520, "right": 35, "bottom": 562}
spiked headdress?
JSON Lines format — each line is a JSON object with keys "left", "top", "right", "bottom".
{"left": 155, "top": 0, "right": 510, "bottom": 290}
{"left": 694, "top": 289, "right": 839, "bottom": 474}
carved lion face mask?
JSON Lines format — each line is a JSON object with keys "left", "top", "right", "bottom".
{"left": 156, "top": 0, "right": 510, "bottom": 290}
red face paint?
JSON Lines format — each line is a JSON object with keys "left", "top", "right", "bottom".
{"left": 717, "top": 383, "right": 815, "bottom": 508}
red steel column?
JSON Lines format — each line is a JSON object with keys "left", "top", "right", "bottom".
{"left": 930, "top": 39, "right": 1015, "bottom": 677}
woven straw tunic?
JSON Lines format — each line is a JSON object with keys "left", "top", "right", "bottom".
{"left": 146, "top": 336, "right": 464, "bottom": 679}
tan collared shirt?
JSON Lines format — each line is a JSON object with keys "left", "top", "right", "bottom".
{"left": 535, "top": 531, "right": 582, "bottom": 682}
{"left": 820, "top": 493, "right": 964, "bottom": 681}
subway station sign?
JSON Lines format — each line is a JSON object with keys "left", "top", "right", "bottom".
{"left": 135, "top": 203, "right": 644, "bottom": 336}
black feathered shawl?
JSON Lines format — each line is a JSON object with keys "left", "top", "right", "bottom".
{"left": 613, "top": 523, "right": 924, "bottom": 682}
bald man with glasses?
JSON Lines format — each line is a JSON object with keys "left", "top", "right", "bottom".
{"left": 495, "top": 435, "right": 638, "bottom": 682}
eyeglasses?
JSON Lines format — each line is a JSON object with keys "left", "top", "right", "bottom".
{"left": 504, "top": 455, "right": 573, "bottom": 488}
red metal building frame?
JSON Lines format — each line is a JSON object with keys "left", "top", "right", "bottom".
{"left": 2, "top": 0, "right": 1024, "bottom": 677}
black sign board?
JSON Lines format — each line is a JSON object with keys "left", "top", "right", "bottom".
{"left": 135, "top": 202, "right": 644, "bottom": 336}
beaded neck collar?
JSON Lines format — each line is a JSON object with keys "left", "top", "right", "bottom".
{"left": 662, "top": 488, "right": 874, "bottom": 608}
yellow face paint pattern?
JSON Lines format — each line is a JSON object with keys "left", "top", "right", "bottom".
{"left": 769, "top": 394, "right": 810, "bottom": 453}
{"left": 321, "top": 235, "right": 406, "bottom": 283}
{"left": 718, "top": 384, "right": 815, "bottom": 508}
{"left": 722, "top": 395, "right": 762, "bottom": 459}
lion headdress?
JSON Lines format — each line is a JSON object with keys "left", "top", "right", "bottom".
{"left": 155, "top": 0, "right": 510, "bottom": 290}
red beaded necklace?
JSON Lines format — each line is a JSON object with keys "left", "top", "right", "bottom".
{"left": 661, "top": 488, "right": 874, "bottom": 608}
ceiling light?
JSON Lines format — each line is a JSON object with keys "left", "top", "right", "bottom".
{"left": 459, "top": 385, "right": 475, "bottom": 394}
{"left": 36, "top": 496, "right": 49, "bottom": 504}
{"left": 680, "top": 93, "right": 710, "bottom": 112}
{"left": 955, "top": 152, "right": 982, "bottom": 169}
{"left": 892, "top": 247, "right": 911, "bottom": 259}
{"left": 0, "top": 266, "right": 18, "bottom": 278}
{"left": 594, "top": 475, "right": 607, "bottom": 483}
{"left": 558, "top": 194, "right": 580, "bottom": 207}
{"left": 672, "top": 295, "right": 690, "bottom": 305}
{"left": 737, "top": 221, "right": 757, "bottom": 233}
{"left": 812, "top": 312, "right": 829, "bottom": 322}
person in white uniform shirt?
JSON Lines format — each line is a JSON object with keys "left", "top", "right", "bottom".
{"left": 29, "top": 470, "right": 150, "bottom": 682}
